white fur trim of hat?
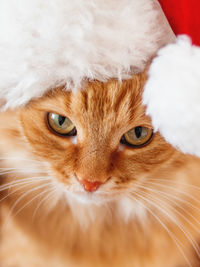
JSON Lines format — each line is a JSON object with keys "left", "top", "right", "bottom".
{"left": 0, "top": 0, "right": 174, "bottom": 109}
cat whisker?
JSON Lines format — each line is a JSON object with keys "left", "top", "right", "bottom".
{"left": 13, "top": 185, "right": 55, "bottom": 220}
{"left": 32, "top": 187, "right": 58, "bottom": 220}
{"left": 128, "top": 193, "right": 192, "bottom": 267}
{"left": 0, "top": 170, "right": 47, "bottom": 178}
{"left": 3, "top": 182, "right": 52, "bottom": 230}
{"left": 148, "top": 178, "right": 200, "bottom": 192}
{"left": 143, "top": 191, "right": 200, "bottom": 259}
{"left": 0, "top": 176, "right": 51, "bottom": 192}
{"left": 144, "top": 181, "right": 200, "bottom": 207}
{"left": 0, "top": 157, "right": 47, "bottom": 164}
{"left": 0, "top": 167, "right": 43, "bottom": 170}
{"left": 0, "top": 168, "right": 45, "bottom": 172}
{"left": 5, "top": 176, "right": 51, "bottom": 193}
{"left": 0, "top": 178, "right": 52, "bottom": 203}
{"left": 135, "top": 184, "right": 200, "bottom": 252}
{"left": 45, "top": 189, "right": 65, "bottom": 217}
{"left": 135, "top": 184, "right": 200, "bottom": 230}
{"left": 130, "top": 190, "right": 200, "bottom": 262}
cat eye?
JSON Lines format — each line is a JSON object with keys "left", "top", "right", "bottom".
{"left": 47, "top": 113, "right": 77, "bottom": 136}
{"left": 120, "top": 126, "right": 153, "bottom": 148}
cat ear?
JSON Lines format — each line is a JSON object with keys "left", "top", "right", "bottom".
{"left": 143, "top": 0, "right": 200, "bottom": 157}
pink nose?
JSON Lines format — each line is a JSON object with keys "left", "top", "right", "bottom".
{"left": 79, "top": 179, "right": 102, "bottom": 192}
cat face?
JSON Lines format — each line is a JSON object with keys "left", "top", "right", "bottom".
{"left": 17, "top": 72, "right": 179, "bottom": 207}
{"left": 1, "top": 72, "right": 200, "bottom": 267}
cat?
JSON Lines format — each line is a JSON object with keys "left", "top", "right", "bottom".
{"left": 0, "top": 71, "right": 200, "bottom": 267}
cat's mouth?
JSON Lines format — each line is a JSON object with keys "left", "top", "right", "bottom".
{"left": 57, "top": 175, "right": 117, "bottom": 204}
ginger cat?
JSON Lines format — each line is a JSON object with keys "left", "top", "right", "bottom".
{"left": 0, "top": 72, "right": 200, "bottom": 267}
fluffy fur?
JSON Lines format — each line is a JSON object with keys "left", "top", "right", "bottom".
{"left": 1, "top": 73, "right": 200, "bottom": 267}
{"left": 0, "top": 0, "right": 174, "bottom": 109}
{"left": 143, "top": 36, "right": 200, "bottom": 156}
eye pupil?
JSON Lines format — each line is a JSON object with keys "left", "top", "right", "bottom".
{"left": 58, "top": 116, "right": 66, "bottom": 126}
{"left": 135, "top": 126, "right": 142, "bottom": 138}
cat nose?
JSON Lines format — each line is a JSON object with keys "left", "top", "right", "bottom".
{"left": 79, "top": 179, "right": 103, "bottom": 192}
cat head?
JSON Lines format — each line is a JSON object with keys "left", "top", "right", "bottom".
{"left": 17, "top": 73, "right": 179, "bottom": 204}
{"left": 1, "top": 72, "right": 191, "bottom": 226}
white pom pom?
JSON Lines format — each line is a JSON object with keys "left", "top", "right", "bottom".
{"left": 143, "top": 36, "right": 200, "bottom": 156}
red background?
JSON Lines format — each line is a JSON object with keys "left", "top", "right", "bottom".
{"left": 158, "top": 0, "right": 200, "bottom": 45}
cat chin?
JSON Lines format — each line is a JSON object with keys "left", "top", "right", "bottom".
{"left": 65, "top": 190, "right": 113, "bottom": 205}
{"left": 66, "top": 190, "right": 147, "bottom": 219}
{"left": 65, "top": 191, "right": 147, "bottom": 227}
{"left": 55, "top": 180, "right": 147, "bottom": 223}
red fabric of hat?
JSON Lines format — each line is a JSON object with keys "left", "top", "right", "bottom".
{"left": 159, "top": 0, "right": 200, "bottom": 45}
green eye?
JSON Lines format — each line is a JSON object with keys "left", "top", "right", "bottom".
{"left": 47, "top": 113, "right": 77, "bottom": 136}
{"left": 121, "top": 126, "right": 153, "bottom": 148}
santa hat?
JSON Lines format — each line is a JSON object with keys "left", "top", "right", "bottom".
{"left": 143, "top": 0, "right": 200, "bottom": 156}
{"left": 0, "top": 0, "right": 199, "bottom": 156}
{"left": 0, "top": 0, "right": 174, "bottom": 109}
